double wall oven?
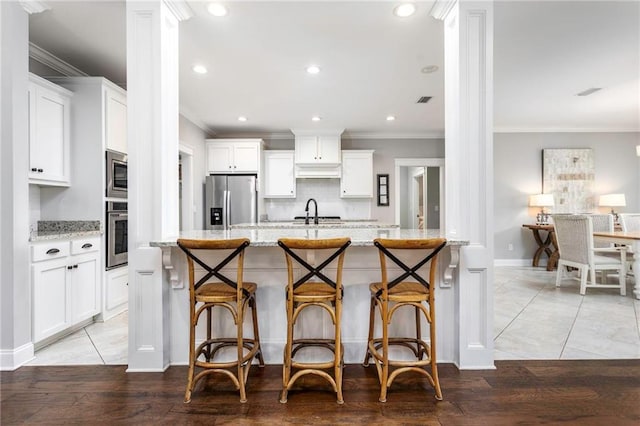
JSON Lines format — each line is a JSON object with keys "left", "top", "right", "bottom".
{"left": 106, "top": 149, "right": 128, "bottom": 269}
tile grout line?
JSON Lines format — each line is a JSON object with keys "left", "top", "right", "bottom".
{"left": 84, "top": 327, "right": 106, "bottom": 365}
{"left": 493, "top": 278, "right": 548, "bottom": 342}
{"left": 559, "top": 295, "right": 584, "bottom": 359}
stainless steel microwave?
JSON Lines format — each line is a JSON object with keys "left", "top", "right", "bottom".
{"left": 106, "top": 149, "right": 127, "bottom": 198}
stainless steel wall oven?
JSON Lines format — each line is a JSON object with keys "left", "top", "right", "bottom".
{"left": 106, "top": 149, "right": 127, "bottom": 198}
{"left": 106, "top": 201, "right": 128, "bottom": 269}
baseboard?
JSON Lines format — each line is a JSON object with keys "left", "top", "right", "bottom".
{"left": 494, "top": 259, "right": 533, "bottom": 267}
{"left": 0, "top": 342, "right": 35, "bottom": 371}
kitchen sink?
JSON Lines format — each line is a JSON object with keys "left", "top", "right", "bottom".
{"left": 293, "top": 216, "right": 343, "bottom": 224}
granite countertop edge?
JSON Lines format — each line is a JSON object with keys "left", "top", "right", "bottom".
{"left": 150, "top": 229, "right": 468, "bottom": 248}
{"left": 30, "top": 230, "right": 104, "bottom": 242}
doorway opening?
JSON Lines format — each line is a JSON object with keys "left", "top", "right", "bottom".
{"left": 394, "top": 158, "right": 444, "bottom": 230}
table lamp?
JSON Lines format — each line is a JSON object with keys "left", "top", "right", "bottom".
{"left": 599, "top": 193, "right": 626, "bottom": 223}
{"left": 529, "top": 194, "right": 554, "bottom": 224}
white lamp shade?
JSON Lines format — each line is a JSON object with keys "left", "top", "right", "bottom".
{"left": 599, "top": 193, "right": 626, "bottom": 207}
{"left": 637, "top": 145, "right": 640, "bottom": 156}
{"left": 529, "top": 193, "right": 554, "bottom": 207}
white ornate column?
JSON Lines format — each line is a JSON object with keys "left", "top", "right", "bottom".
{"left": 431, "top": 0, "right": 495, "bottom": 369}
{"left": 126, "top": 0, "right": 192, "bottom": 371}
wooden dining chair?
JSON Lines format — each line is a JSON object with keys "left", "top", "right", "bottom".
{"left": 552, "top": 215, "right": 626, "bottom": 295}
{"left": 363, "top": 237, "right": 447, "bottom": 402}
{"left": 177, "top": 238, "right": 264, "bottom": 403}
{"left": 277, "top": 237, "right": 351, "bottom": 404}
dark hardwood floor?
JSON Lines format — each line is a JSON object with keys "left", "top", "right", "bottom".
{"left": 2, "top": 360, "right": 640, "bottom": 425}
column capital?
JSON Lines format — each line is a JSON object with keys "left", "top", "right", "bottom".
{"left": 19, "top": 0, "right": 49, "bottom": 14}
{"left": 163, "top": 0, "right": 194, "bottom": 22}
{"left": 430, "top": 0, "right": 457, "bottom": 21}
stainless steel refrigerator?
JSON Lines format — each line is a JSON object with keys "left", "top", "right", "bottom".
{"left": 205, "top": 174, "right": 258, "bottom": 230}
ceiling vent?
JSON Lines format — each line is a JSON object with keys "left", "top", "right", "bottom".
{"left": 576, "top": 88, "right": 601, "bottom": 96}
{"left": 417, "top": 96, "right": 432, "bottom": 104}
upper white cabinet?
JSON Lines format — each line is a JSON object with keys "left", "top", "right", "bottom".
{"left": 294, "top": 134, "right": 341, "bottom": 165}
{"left": 206, "top": 139, "right": 263, "bottom": 174}
{"left": 341, "top": 150, "right": 374, "bottom": 198}
{"left": 105, "top": 87, "right": 127, "bottom": 153}
{"left": 28, "top": 73, "right": 72, "bottom": 186}
{"left": 264, "top": 151, "right": 296, "bottom": 198}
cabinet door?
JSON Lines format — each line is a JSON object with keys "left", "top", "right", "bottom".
{"left": 295, "top": 136, "right": 319, "bottom": 164}
{"left": 317, "top": 135, "right": 341, "bottom": 164}
{"left": 70, "top": 253, "right": 100, "bottom": 323}
{"left": 264, "top": 151, "right": 296, "bottom": 198}
{"left": 206, "top": 144, "right": 234, "bottom": 173}
{"left": 105, "top": 88, "right": 128, "bottom": 153}
{"left": 232, "top": 143, "right": 259, "bottom": 172}
{"left": 104, "top": 267, "right": 128, "bottom": 320}
{"left": 29, "top": 84, "right": 70, "bottom": 185}
{"left": 32, "top": 258, "right": 69, "bottom": 343}
{"left": 341, "top": 151, "right": 373, "bottom": 198}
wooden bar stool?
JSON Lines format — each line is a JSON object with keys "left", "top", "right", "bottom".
{"left": 177, "top": 238, "right": 264, "bottom": 403}
{"left": 363, "top": 238, "right": 447, "bottom": 402}
{"left": 277, "top": 237, "right": 351, "bottom": 404}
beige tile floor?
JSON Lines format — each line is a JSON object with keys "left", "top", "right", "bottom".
{"left": 26, "top": 266, "right": 640, "bottom": 365}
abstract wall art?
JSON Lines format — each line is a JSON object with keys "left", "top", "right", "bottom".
{"left": 542, "top": 148, "right": 595, "bottom": 213}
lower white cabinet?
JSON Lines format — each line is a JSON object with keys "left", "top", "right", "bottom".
{"left": 103, "top": 266, "right": 128, "bottom": 321}
{"left": 31, "top": 237, "right": 101, "bottom": 344}
{"left": 341, "top": 150, "right": 374, "bottom": 198}
{"left": 264, "top": 150, "right": 296, "bottom": 198}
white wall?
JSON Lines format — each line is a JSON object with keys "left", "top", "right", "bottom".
{"left": 494, "top": 132, "right": 640, "bottom": 261}
{"left": 178, "top": 115, "right": 207, "bottom": 229}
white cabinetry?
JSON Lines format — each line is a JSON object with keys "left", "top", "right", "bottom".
{"left": 264, "top": 151, "right": 296, "bottom": 198}
{"left": 28, "top": 73, "right": 72, "bottom": 186}
{"left": 103, "top": 266, "right": 128, "bottom": 321}
{"left": 206, "top": 139, "right": 262, "bottom": 174}
{"left": 105, "top": 87, "right": 127, "bottom": 153}
{"left": 294, "top": 135, "right": 341, "bottom": 165}
{"left": 341, "top": 150, "right": 374, "bottom": 198}
{"left": 31, "top": 237, "right": 101, "bottom": 344}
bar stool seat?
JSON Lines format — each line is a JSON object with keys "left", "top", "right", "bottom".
{"left": 177, "top": 238, "right": 264, "bottom": 404}
{"left": 363, "top": 237, "right": 447, "bottom": 403}
{"left": 277, "top": 237, "right": 351, "bottom": 404}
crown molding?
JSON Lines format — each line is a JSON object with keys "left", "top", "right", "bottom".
{"left": 29, "top": 43, "right": 88, "bottom": 77}
{"left": 493, "top": 127, "right": 640, "bottom": 134}
{"left": 163, "top": 0, "right": 194, "bottom": 22}
{"left": 430, "top": 0, "right": 457, "bottom": 21}
{"left": 19, "top": 0, "right": 49, "bottom": 14}
{"left": 178, "top": 104, "right": 217, "bottom": 137}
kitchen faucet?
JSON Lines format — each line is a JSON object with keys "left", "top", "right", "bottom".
{"left": 304, "top": 198, "right": 319, "bottom": 225}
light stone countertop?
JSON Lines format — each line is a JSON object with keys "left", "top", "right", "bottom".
{"left": 149, "top": 228, "right": 468, "bottom": 248}
{"left": 30, "top": 220, "right": 103, "bottom": 242}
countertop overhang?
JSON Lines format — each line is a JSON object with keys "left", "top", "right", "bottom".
{"left": 150, "top": 228, "right": 468, "bottom": 248}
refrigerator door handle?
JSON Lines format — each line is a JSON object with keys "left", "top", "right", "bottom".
{"left": 223, "top": 190, "right": 229, "bottom": 229}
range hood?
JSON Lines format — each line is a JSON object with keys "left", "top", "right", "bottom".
{"left": 292, "top": 129, "right": 343, "bottom": 178}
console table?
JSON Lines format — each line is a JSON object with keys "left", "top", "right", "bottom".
{"left": 522, "top": 224, "right": 558, "bottom": 270}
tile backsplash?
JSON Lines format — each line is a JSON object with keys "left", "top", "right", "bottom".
{"left": 264, "top": 179, "right": 371, "bottom": 220}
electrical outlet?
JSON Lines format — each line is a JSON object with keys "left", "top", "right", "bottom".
{"left": 507, "top": 243, "right": 514, "bottom": 251}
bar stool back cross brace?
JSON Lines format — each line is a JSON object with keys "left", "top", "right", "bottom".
{"left": 363, "top": 238, "right": 447, "bottom": 402}
{"left": 277, "top": 237, "right": 351, "bottom": 404}
{"left": 177, "top": 238, "right": 264, "bottom": 403}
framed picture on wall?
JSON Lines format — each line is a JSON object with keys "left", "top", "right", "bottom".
{"left": 377, "top": 174, "right": 389, "bottom": 206}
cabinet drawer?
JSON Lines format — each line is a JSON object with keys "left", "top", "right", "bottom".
{"left": 31, "top": 242, "right": 70, "bottom": 263}
{"left": 71, "top": 237, "right": 101, "bottom": 255}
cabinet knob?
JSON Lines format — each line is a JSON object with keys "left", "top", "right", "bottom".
{"left": 73, "top": 264, "right": 78, "bottom": 269}
{"left": 31, "top": 168, "right": 37, "bottom": 172}
{"left": 314, "top": 157, "right": 317, "bottom": 160}
{"left": 81, "top": 243, "right": 93, "bottom": 249}
{"left": 233, "top": 165, "right": 237, "bottom": 169}
{"left": 291, "top": 190, "right": 293, "bottom": 194}
{"left": 228, "top": 165, "right": 232, "bottom": 169}
{"left": 67, "top": 266, "right": 73, "bottom": 270}
{"left": 37, "top": 168, "right": 43, "bottom": 173}
{"left": 46, "top": 248, "right": 60, "bottom": 255}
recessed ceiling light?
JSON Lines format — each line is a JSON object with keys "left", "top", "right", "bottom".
{"left": 311, "top": 116, "right": 322, "bottom": 122}
{"left": 192, "top": 64, "right": 208, "bottom": 74}
{"left": 306, "top": 65, "right": 321, "bottom": 74}
{"left": 421, "top": 65, "right": 439, "bottom": 74}
{"left": 386, "top": 116, "right": 396, "bottom": 121}
{"left": 238, "top": 116, "right": 247, "bottom": 122}
{"left": 207, "top": 3, "right": 228, "bottom": 17}
{"left": 394, "top": 3, "right": 416, "bottom": 18}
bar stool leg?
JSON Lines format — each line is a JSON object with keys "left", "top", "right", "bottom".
{"left": 362, "top": 295, "right": 375, "bottom": 367}
{"left": 184, "top": 301, "right": 197, "bottom": 403}
{"left": 429, "top": 300, "right": 443, "bottom": 401}
{"left": 280, "top": 296, "right": 294, "bottom": 403}
{"left": 335, "top": 295, "right": 344, "bottom": 404}
{"left": 379, "top": 300, "right": 389, "bottom": 403}
{"left": 415, "top": 305, "right": 424, "bottom": 359}
{"left": 250, "top": 297, "right": 265, "bottom": 366}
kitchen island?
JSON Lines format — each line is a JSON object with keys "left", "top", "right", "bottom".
{"left": 149, "top": 227, "right": 480, "bottom": 368}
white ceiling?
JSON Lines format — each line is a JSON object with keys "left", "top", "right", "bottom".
{"left": 28, "top": 1, "right": 640, "bottom": 138}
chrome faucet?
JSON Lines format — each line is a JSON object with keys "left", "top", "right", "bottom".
{"left": 304, "top": 198, "right": 318, "bottom": 225}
